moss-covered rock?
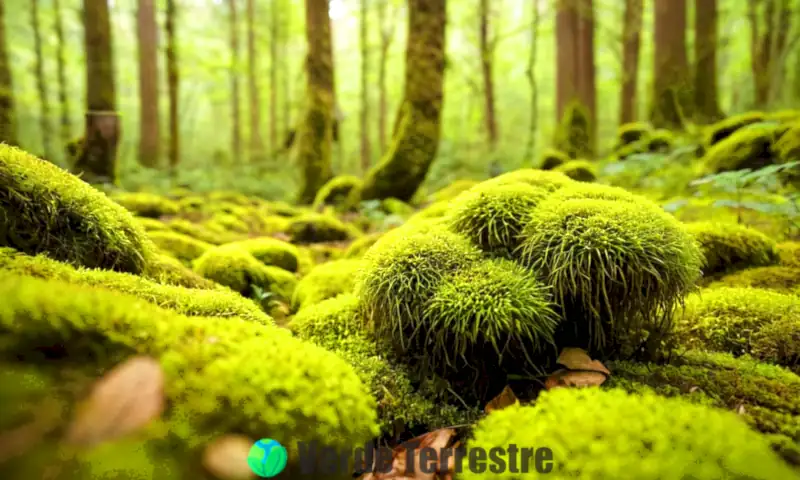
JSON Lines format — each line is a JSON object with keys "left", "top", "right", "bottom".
{"left": 134, "top": 217, "right": 170, "bottom": 232}
{"left": 709, "top": 266, "right": 800, "bottom": 294}
{"left": 555, "top": 100, "right": 592, "bottom": 159}
{"left": 702, "top": 122, "right": 781, "bottom": 173}
{"left": 553, "top": 159, "right": 597, "bottom": 182}
{"left": 426, "top": 179, "right": 479, "bottom": 203}
{"left": 343, "top": 232, "right": 384, "bottom": 258}
{"left": 0, "top": 144, "right": 155, "bottom": 274}
{"left": 406, "top": 200, "right": 451, "bottom": 224}
{"left": 779, "top": 242, "right": 800, "bottom": 268}
{"left": 287, "top": 213, "right": 362, "bottom": 243}
{"left": 227, "top": 237, "right": 300, "bottom": 272}
{"left": 381, "top": 197, "right": 415, "bottom": 217}
{"left": 775, "top": 121, "right": 800, "bottom": 163}
{"left": 147, "top": 231, "right": 213, "bottom": 265}
{"left": 110, "top": 191, "right": 180, "bottom": 218}
{"left": 615, "top": 122, "right": 652, "bottom": 147}
{"left": 292, "top": 259, "right": 365, "bottom": 311}
{"left": 205, "top": 213, "right": 250, "bottom": 234}
{"left": 167, "top": 219, "right": 242, "bottom": 245}
{"left": 766, "top": 109, "right": 800, "bottom": 123}
{"left": 542, "top": 182, "right": 641, "bottom": 204}
{"left": 143, "top": 253, "right": 220, "bottom": 290}
{"left": 684, "top": 222, "right": 778, "bottom": 275}
{"left": 480, "top": 168, "right": 574, "bottom": 192}
{"left": 460, "top": 387, "right": 795, "bottom": 480}
{"left": 312, "top": 175, "right": 363, "bottom": 211}
{"left": 705, "top": 111, "right": 766, "bottom": 146}
{"left": 538, "top": 148, "right": 569, "bottom": 170}
{"left": 518, "top": 198, "right": 703, "bottom": 356}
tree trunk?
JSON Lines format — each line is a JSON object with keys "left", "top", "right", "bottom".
{"left": 619, "top": 0, "right": 643, "bottom": 125}
{"left": 555, "top": 0, "right": 579, "bottom": 125}
{"left": 137, "top": 0, "right": 160, "bottom": 168}
{"left": 73, "top": 0, "right": 120, "bottom": 185}
{"left": 651, "top": 0, "right": 691, "bottom": 129}
{"left": 575, "top": 0, "right": 596, "bottom": 154}
{"left": 693, "top": 0, "right": 723, "bottom": 123}
{"left": 359, "top": 0, "right": 372, "bottom": 173}
{"left": 281, "top": 0, "right": 291, "bottom": 145}
{"left": 377, "top": 0, "right": 394, "bottom": 155}
{"left": 246, "top": 0, "right": 264, "bottom": 162}
{"left": 295, "top": 0, "right": 336, "bottom": 204}
{"left": 748, "top": 0, "right": 792, "bottom": 107}
{"left": 166, "top": 0, "right": 179, "bottom": 172}
{"left": 0, "top": 0, "right": 17, "bottom": 146}
{"left": 53, "top": 0, "right": 72, "bottom": 154}
{"left": 269, "top": 0, "right": 278, "bottom": 153}
{"left": 479, "top": 0, "right": 498, "bottom": 154}
{"left": 523, "top": 0, "right": 540, "bottom": 165}
{"left": 229, "top": 0, "right": 241, "bottom": 164}
{"left": 361, "top": 0, "right": 447, "bottom": 202}
{"left": 31, "top": 0, "right": 53, "bottom": 161}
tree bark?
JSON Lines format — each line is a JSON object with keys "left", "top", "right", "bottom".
{"left": 693, "top": 0, "right": 723, "bottom": 123}
{"left": 575, "top": 0, "right": 596, "bottom": 153}
{"left": 748, "top": 0, "right": 792, "bottom": 107}
{"left": 479, "top": 0, "right": 498, "bottom": 152}
{"left": 555, "top": 0, "right": 579, "bottom": 125}
{"left": 281, "top": 0, "right": 291, "bottom": 145}
{"left": 229, "top": 0, "right": 241, "bottom": 164}
{"left": 246, "top": 0, "right": 264, "bottom": 162}
{"left": 619, "top": 0, "right": 643, "bottom": 125}
{"left": 360, "top": 0, "right": 448, "bottom": 202}
{"left": 137, "top": 0, "right": 160, "bottom": 168}
{"left": 31, "top": 0, "right": 54, "bottom": 161}
{"left": 359, "top": 0, "right": 372, "bottom": 173}
{"left": 269, "top": 0, "right": 279, "bottom": 153}
{"left": 651, "top": 0, "right": 691, "bottom": 129}
{"left": 377, "top": 0, "right": 394, "bottom": 155}
{"left": 166, "top": 0, "right": 180, "bottom": 172}
{"left": 73, "top": 0, "right": 120, "bottom": 184}
{"left": 53, "top": 0, "right": 72, "bottom": 154}
{"left": 295, "top": 0, "right": 336, "bottom": 204}
{"left": 0, "top": 0, "right": 15, "bottom": 146}
{"left": 523, "top": 0, "right": 541, "bottom": 165}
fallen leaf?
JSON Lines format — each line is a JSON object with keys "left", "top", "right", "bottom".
{"left": 65, "top": 356, "right": 165, "bottom": 447}
{"left": 484, "top": 385, "right": 519, "bottom": 414}
{"left": 545, "top": 369, "right": 608, "bottom": 389}
{"left": 556, "top": 347, "right": 611, "bottom": 375}
{"left": 202, "top": 434, "right": 257, "bottom": 480}
{"left": 736, "top": 404, "right": 747, "bottom": 415}
{"left": 359, "top": 428, "right": 458, "bottom": 480}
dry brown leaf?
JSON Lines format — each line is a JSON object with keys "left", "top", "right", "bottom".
{"left": 65, "top": 356, "right": 165, "bottom": 447}
{"left": 484, "top": 385, "right": 519, "bottom": 414}
{"left": 545, "top": 369, "right": 608, "bottom": 390}
{"left": 556, "top": 347, "right": 611, "bottom": 375}
{"left": 359, "top": 428, "right": 458, "bottom": 480}
{"left": 202, "top": 434, "right": 257, "bottom": 480}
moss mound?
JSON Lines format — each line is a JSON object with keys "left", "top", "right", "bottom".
{"left": 518, "top": 198, "right": 703, "bottom": 355}
{"left": 709, "top": 266, "right": 800, "bottom": 294}
{"left": 192, "top": 244, "right": 297, "bottom": 300}
{"left": 705, "top": 111, "right": 766, "bottom": 146}
{"left": 702, "top": 123, "right": 781, "bottom": 173}
{"left": 407, "top": 200, "right": 451, "bottom": 224}
{"left": 460, "top": 387, "right": 795, "bottom": 480}
{"left": 292, "top": 259, "right": 365, "bottom": 311}
{"left": 343, "top": 232, "right": 383, "bottom": 258}
{"left": 542, "top": 182, "right": 640, "bottom": 204}
{"left": 147, "top": 230, "right": 213, "bottom": 265}
{"left": 288, "top": 213, "right": 362, "bottom": 243}
{"left": 553, "top": 159, "right": 597, "bottom": 182}
{"left": 779, "top": 242, "right": 800, "bottom": 268}
{"left": 0, "top": 144, "right": 155, "bottom": 274}
{"left": 227, "top": 236, "right": 300, "bottom": 272}
{"left": 538, "top": 148, "right": 569, "bottom": 170}
{"left": 110, "top": 191, "right": 180, "bottom": 218}
{"left": 167, "top": 218, "right": 241, "bottom": 245}
{"left": 775, "top": 121, "right": 800, "bottom": 162}
{"left": 426, "top": 179, "right": 479, "bottom": 203}
{"left": 312, "top": 175, "right": 363, "bottom": 211}
{"left": 481, "top": 168, "right": 574, "bottom": 192}
{"left": 134, "top": 217, "right": 170, "bottom": 232}
{"left": 447, "top": 182, "right": 550, "bottom": 256}
{"left": 143, "top": 253, "right": 220, "bottom": 290}
{"left": 684, "top": 222, "right": 778, "bottom": 275}
{"left": 615, "top": 122, "right": 652, "bottom": 147}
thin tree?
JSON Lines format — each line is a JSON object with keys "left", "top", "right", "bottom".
{"left": 247, "top": 0, "right": 264, "bottom": 162}
{"left": 651, "top": 0, "right": 691, "bottom": 129}
{"left": 619, "top": 0, "right": 643, "bottom": 125}
{"left": 376, "top": 0, "right": 396, "bottom": 154}
{"left": 229, "top": 0, "right": 241, "bottom": 164}
{"left": 281, "top": 0, "right": 292, "bottom": 144}
{"left": 0, "top": 0, "right": 17, "bottom": 146}
{"left": 53, "top": 0, "right": 72, "bottom": 153}
{"left": 359, "top": 0, "right": 372, "bottom": 173}
{"left": 166, "top": 0, "right": 180, "bottom": 173}
{"left": 137, "top": 0, "right": 160, "bottom": 168}
{"left": 479, "top": 0, "right": 498, "bottom": 172}
{"left": 31, "top": 0, "right": 53, "bottom": 160}
{"left": 523, "top": 0, "right": 541, "bottom": 164}
{"left": 694, "top": 0, "right": 723, "bottom": 122}
{"left": 269, "top": 0, "right": 279, "bottom": 153}
{"left": 575, "top": 0, "right": 596, "bottom": 153}
{"left": 748, "top": 0, "right": 792, "bottom": 107}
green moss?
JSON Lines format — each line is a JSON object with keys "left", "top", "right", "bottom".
{"left": 606, "top": 350, "right": 800, "bottom": 440}
{"left": 615, "top": 122, "right": 652, "bottom": 147}
{"left": 264, "top": 200, "right": 305, "bottom": 217}
{"left": 766, "top": 109, "right": 800, "bottom": 123}
{"left": 0, "top": 144, "right": 155, "bottom": 274}
{"left": 447, "top": 182, "right": 549, "bottom": 256}
{"left": 709, "top": 266, "right": 800, "bottom": 294}
{"left": 702, "top": 122, "right": 782, "bottom": 173}
{"left": 110, "top": 191, "right": 180, "bottom": 218}
{"left": 426, "top": 179, "right": 479, "bottom": 203}
{"left": 774, "top": 121, "right": 800, "bottom": 163}
{"left": 406, "top": 200, "right": 451, "bottom": 224}
{"left": 646, "top": 129, "right": 673, "bottom": 152}
{"left": 518, "top": 198, "right": 703, "bottom": 355}
{"left": 343, "top": 232, "right": 384, "bottom": 258}
{"left": 555, "top": 100, "right": 592, "bottom": 158}
{"left": 381, "top": 197, "right": 415, "bottom": 216}
{"left": 142, "top": 253, "right": 221, "bottom": 290}
{"left": 480, "top": 168, "right": 575, "bottom": 192}
{"left": 779, "top": 242, "right": 800, "bottom": 268}
{"left": 227, "top": 237, "right": 300, "bottom": 272}
{"left": 192, "top": 244, "right": 298, "bottom": 301}
{"left": 205, "top": 213, "right": 250, "bottom": 234}
{"left": 134, "top": 217, "right": 170, "bottom": 232}
{"left": 287, "top": 213, "right": 362, "bottom": 243}
{"left": 166, "top": 219, "right": 241, "bottom": 245}
{"left": 542, "top": 182, "right": 641, "bottom": 204}
{"left": 684, "top": 222, "right": 778, "bottom": 275}
{"left": 0, "top": 247, "right": 272, "bottom": 324}
{"left": 538, "top": 148, "right": 569, "bottom": 170}
{"left": 461, "top": 387, "right": 795, "bottom": 480}
{"left": 257, "top": 214, "right": 292, "bottom": 235}
{"left": 705, "top": 111, "right": 766, "bottom": 146}
{"left": 292, "top": 259, "right": 365, "bottom": 311}
{"left": 312, "top": 175, "right": 363, "bottom": 211}
{"left": 147, "top": 231, "right": 213, "bottom": 265}
{"left": 553, "top": 159, "right": 597, "bottom": 182}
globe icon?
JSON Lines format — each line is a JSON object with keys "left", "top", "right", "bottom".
{"left": 247, "top": 438, "right": 288, "bottom": 478}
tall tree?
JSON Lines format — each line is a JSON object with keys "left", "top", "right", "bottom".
{"left": 361, "top": 0, "right": 448, "bottom": 201}
{"left": 296, "top": 0, "right": 335, "bottom": 203}
{"left": 229, "top": 0, "right": 242, "bottom": 164}
{"left": 619, "top": 0, "right": 643, "bottom": 125}
{"left": 651, "top": 0, "right": 691, "bottom": 129}
{"left": 523, "top": 0, "right": 541, "bottom": 164}
{"left": 31, "top": 0, "right": 53, "bottom": 160}
{"left": 359, "top": 0, "right": 372, "bottom": 173}
{"left": 376, "top": 0, "right": 396, "bottom": 154}
{"left": 269, "top": 0, "right": 279, "bottom": 153}
{"left": 0, "top": 0, "right": 17, "bottom": 146}
{"left": 73, "top": 0, "right": 120, "bottom": 184}
{"left": 137, "top": 0, "right": 160, "bottom": 168}
{"left": 575, "top": 0, "right": 596, "bottom": 152}
{"left": 479, "top": 0, "right": 498, "bottom": 157}
{"left": 748, "top": 0, "right": 793, "bottom": 107}
{"left": 53, "top": 0, "right": 72, "bottom": 152}
{"left": 694, "top": 0, "right": 723, "bottom": 122}
{"left": 246, "top": 0, "right": 264, "bottom": 162}
{"left": 166, "top": 0, "right": 180, "bottom": 173}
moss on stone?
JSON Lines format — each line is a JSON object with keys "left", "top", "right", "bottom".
{"left": 227, "top": 237, "right": 300, "bottom": 272}
{"left": 166, "top": 219, "right": 241, "bottom": 245}
{"left": 343, "top": 232, "right": 384, "bottom": 258}
{"left": 709, "top": 266, "right": 800, "bottom": 294}
{"left": 142, "top": 253, "right": 220, "bottom": 290}
{"left": 553, "top": 159, "right": 597, "bottom": 182}
{"left": 774, "top": 121, "right": 800, "bottom": 163}
{"left": 134, "top": 217, "right": 170, "bottom": 232}
{"left": 426, "top": 179, "right": 479, "bottom": 203}
{"left": 204, "top": 213, "right": 250, "bottom": 234}
{"left": 381, "top": 197, "right": 415, "bottom": 217}
{"left": 702, "top": 122, "right": 782, "bottom": 173}
{"left": 0, "top": 144, "right": 155, "bottom": 274}
{"left": 779, "top": 242, "right": 800, "bottom": 268}
{"left": 684, "top": 222, "right": 779, "bottom": 275}
{"left": 555, "top": 100, "right": 593, "bottom": 159}
{"left": 110, "top": 191, "right": 180, "bottom": 218}
{"left": 312, "top": 175, "right": 363, "bottom": 211}
{"left": 147, "top": 231, "right": 213, "bottom": 266}
{"left": 542, "top": 182, "right": 641, "bottom": 204}
{"left": 287, "top": 213, "right": 362, "bottom": 243}
{"left": 705, "top": 111, "right": 766, "bottom": 146}
{"left": 538, "top": 148, "right": 569, "bottom": 170}
{"left": 292, "top": 259, "right": 365, "bottom": 311}
{"left": 646, "top": 129, "right": 674, "bottom": 152}
{"left": 461, "top": 387, "right": 795, "bottom": 480}
{"left": 406, "top": 200, "right": 451, "bottom": 224}
{"left": 615, "top": 122, "right": 652, "bottom": 147}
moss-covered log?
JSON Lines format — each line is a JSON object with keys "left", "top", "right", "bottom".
{"left": 360, "top": 0, "right": 447, "bottom": 202}
{"left": 0, "top": 0, "right": 17, "bottom": 146}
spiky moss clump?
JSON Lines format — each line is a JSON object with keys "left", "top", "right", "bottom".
{"left": 109, "top": 191, "right": 180, "bottom": 218}
{"left": 538, "top": 148, "right": 569, "bottom": 170}
{"left": 702, "top": 123, "right": 781, "bottom": 173}
{"left": 426, "top": 179, "right": 479, "bottom": 203}
{"left": 0, "top": 247, "right": 272, "bottom": 324}
{"left": 292, "top": 259, "right": 365, "bottom": 311}
{"left": 705, "top": 111, "right": 766, "bottom": 146}
{"left": 709, "top": 266, "right": 800, "bottom": 294}
{"left": 288, "top": 213, "right": 362, "bottom": 244}
{"left": 606, "top": 350, "right": 800, "bottom": 441}
{"left": 312, "top": 175, "right": 363, "bottom": 211}
{"left": 684, "top": 222, "right": 778, "bottom": 276}
{"left": 615, "top": 122, "right": 652, "bottom": 147}
{"left": 481, "top": 168, "right": 575, "bottom": 192}
{"left": 146, "top": 230, "right": 213, "bottom": 266}
{"left": 779, "top": 242, "right": 800, "bottom": 268}
{"left": 460, "top": 387, "right": 796, "bottom": 480}
{"left": 553, "top": 159, "right": 597, "bottom": 182}
{"left": 343, "top": 232, "right": 384, "bottom": 258}
{"left": 447, "top": 182, "right": 550, "bottom": 256}
{"left": 193, "top": 244, "right": 297, "bottom": 301}
{"left": 0, "top": 276, "right": 379, "bottom": 463}
{"left": 518, "top": 198, "right": 703, "bottom": 355}
{"left": 227, "top": 237, "right": 300, "bottom": 272}
{"left": 0, "top": 144, "right": 155, "bottom": 274}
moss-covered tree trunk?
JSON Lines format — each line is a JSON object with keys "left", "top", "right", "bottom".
{"left": 31, "top": 0, "right": 53, "bottom": 161}
{"left": 0, "top": 0, "right": 17, "bottom": 147}
{"left": 246, "top": 0, "right": 264, "bottom": 163}
{"left": 748, "top": 0, "right": 792, "bottom": 107}
{"left": 693, "top": 0, "right": 723, "bottom": 123}
{"left": 651, "top": 0, "right": 691, "bottom": 129}
{"left": 229, "top": 0, "right": 242, "bottom": 164}
{"left": 359, "top": 0, "right": 372, "bottom": 174}
{"left": 74, "top": 0, "right": 120, "bottom": 185}
{"left": 295, "top": 0, "right": 335, "bottom": 204}
{"left": 619, "top": 0, "right": 643, "bottom": 124}
{"left": 360, "top": 0, "right": 447, "bottom": 202}
{"left": 137, "top": 0, "right": 160, "bottom": 168}
{"left": 53, "top": 0, "right": 72, "bottom": 154}
{"left": 166, "top": 0, "right": 180, "bottom": 173}
{"left": 479, "top": 0, "right": 498, "bottom": 157}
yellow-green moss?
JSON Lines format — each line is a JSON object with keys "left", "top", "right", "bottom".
{"left": 110, "top": 191, "right": 180, "bottom": 218}
{"left": 705, "top": 111, "right": 766, "bottom": 146}
{"left": 0, "top": 247, "right": 271, "bottom": 324}
{"left": 542, "top": 182, "right": 641, "bottom": 204}
{"left": 774, "top": 121, "right": 800, "bottom": 163}
{"left": 292, "top": 259, "right": 365, "bottom": 311}
{"left": 343, "top": 232, "right": 384, "bottom": 258}
{"left": 0, "top": 144, "right": 155, "bottom": 274}
{"left": 766, "top": 109, "right": 800, "bottom": 123}
{"left": 555, "top": 100, "right": 592, "bottom": 158}
{"left": 481, "top": 168, "right": 575, "bottom": 192}
{"left": 615, "top": 122, "right": 652, "bottom": 147}
{"left": 134, "top": 216, "right": 170, "bottom": 232}
{"left": 147, "top": 230, "right": 213, "bottom": 265}
{"left": 426, "top": 179, "right": 479, "bottom": 203}
{"left": 227, "top": 237, "right": 300, "bottom": 272}
{"left": 684, "top": 221, "right": 778, "bottom": 275}
{"left": 553, "top": 159, "right": 597, "bottom": 182}
{"left": 702, "top": 123, "right": 782, "bottom": 173}
{"left": 406, "top": 200, "right": 451, "bottom": 224}
{"left": 167, "top": 219, "right": 242, "bottom": 245}
{"left": 709, "top": 266, "right": 800, "bottom": 294}
{"left": 646, "top": 129, "right": 674, "bottom": 151}
{"left": 287, "top": 213, "right": 362, "bottom": 243}
{"left": 779, "top": 242, "right": 800, "bottom": 268}
{"left": 460, "top": 387, "right": 795, "bottom": 480}
{"left": 264, "top": 200, "right": 305, "bottom": 217}
{"left": 312, "top": 175, "right": 363, "bottom": 211}
{"left": 205, "top": 213, "right": 250, "bottom": 234}
{"left": 142, "top": 253, "right": 220, "bottom": 289}
{"left": 538, "top": 148, "right": 569, "bottom": 170}
{"left": 381, "top": 197, "right": 415, "bottom": 216}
